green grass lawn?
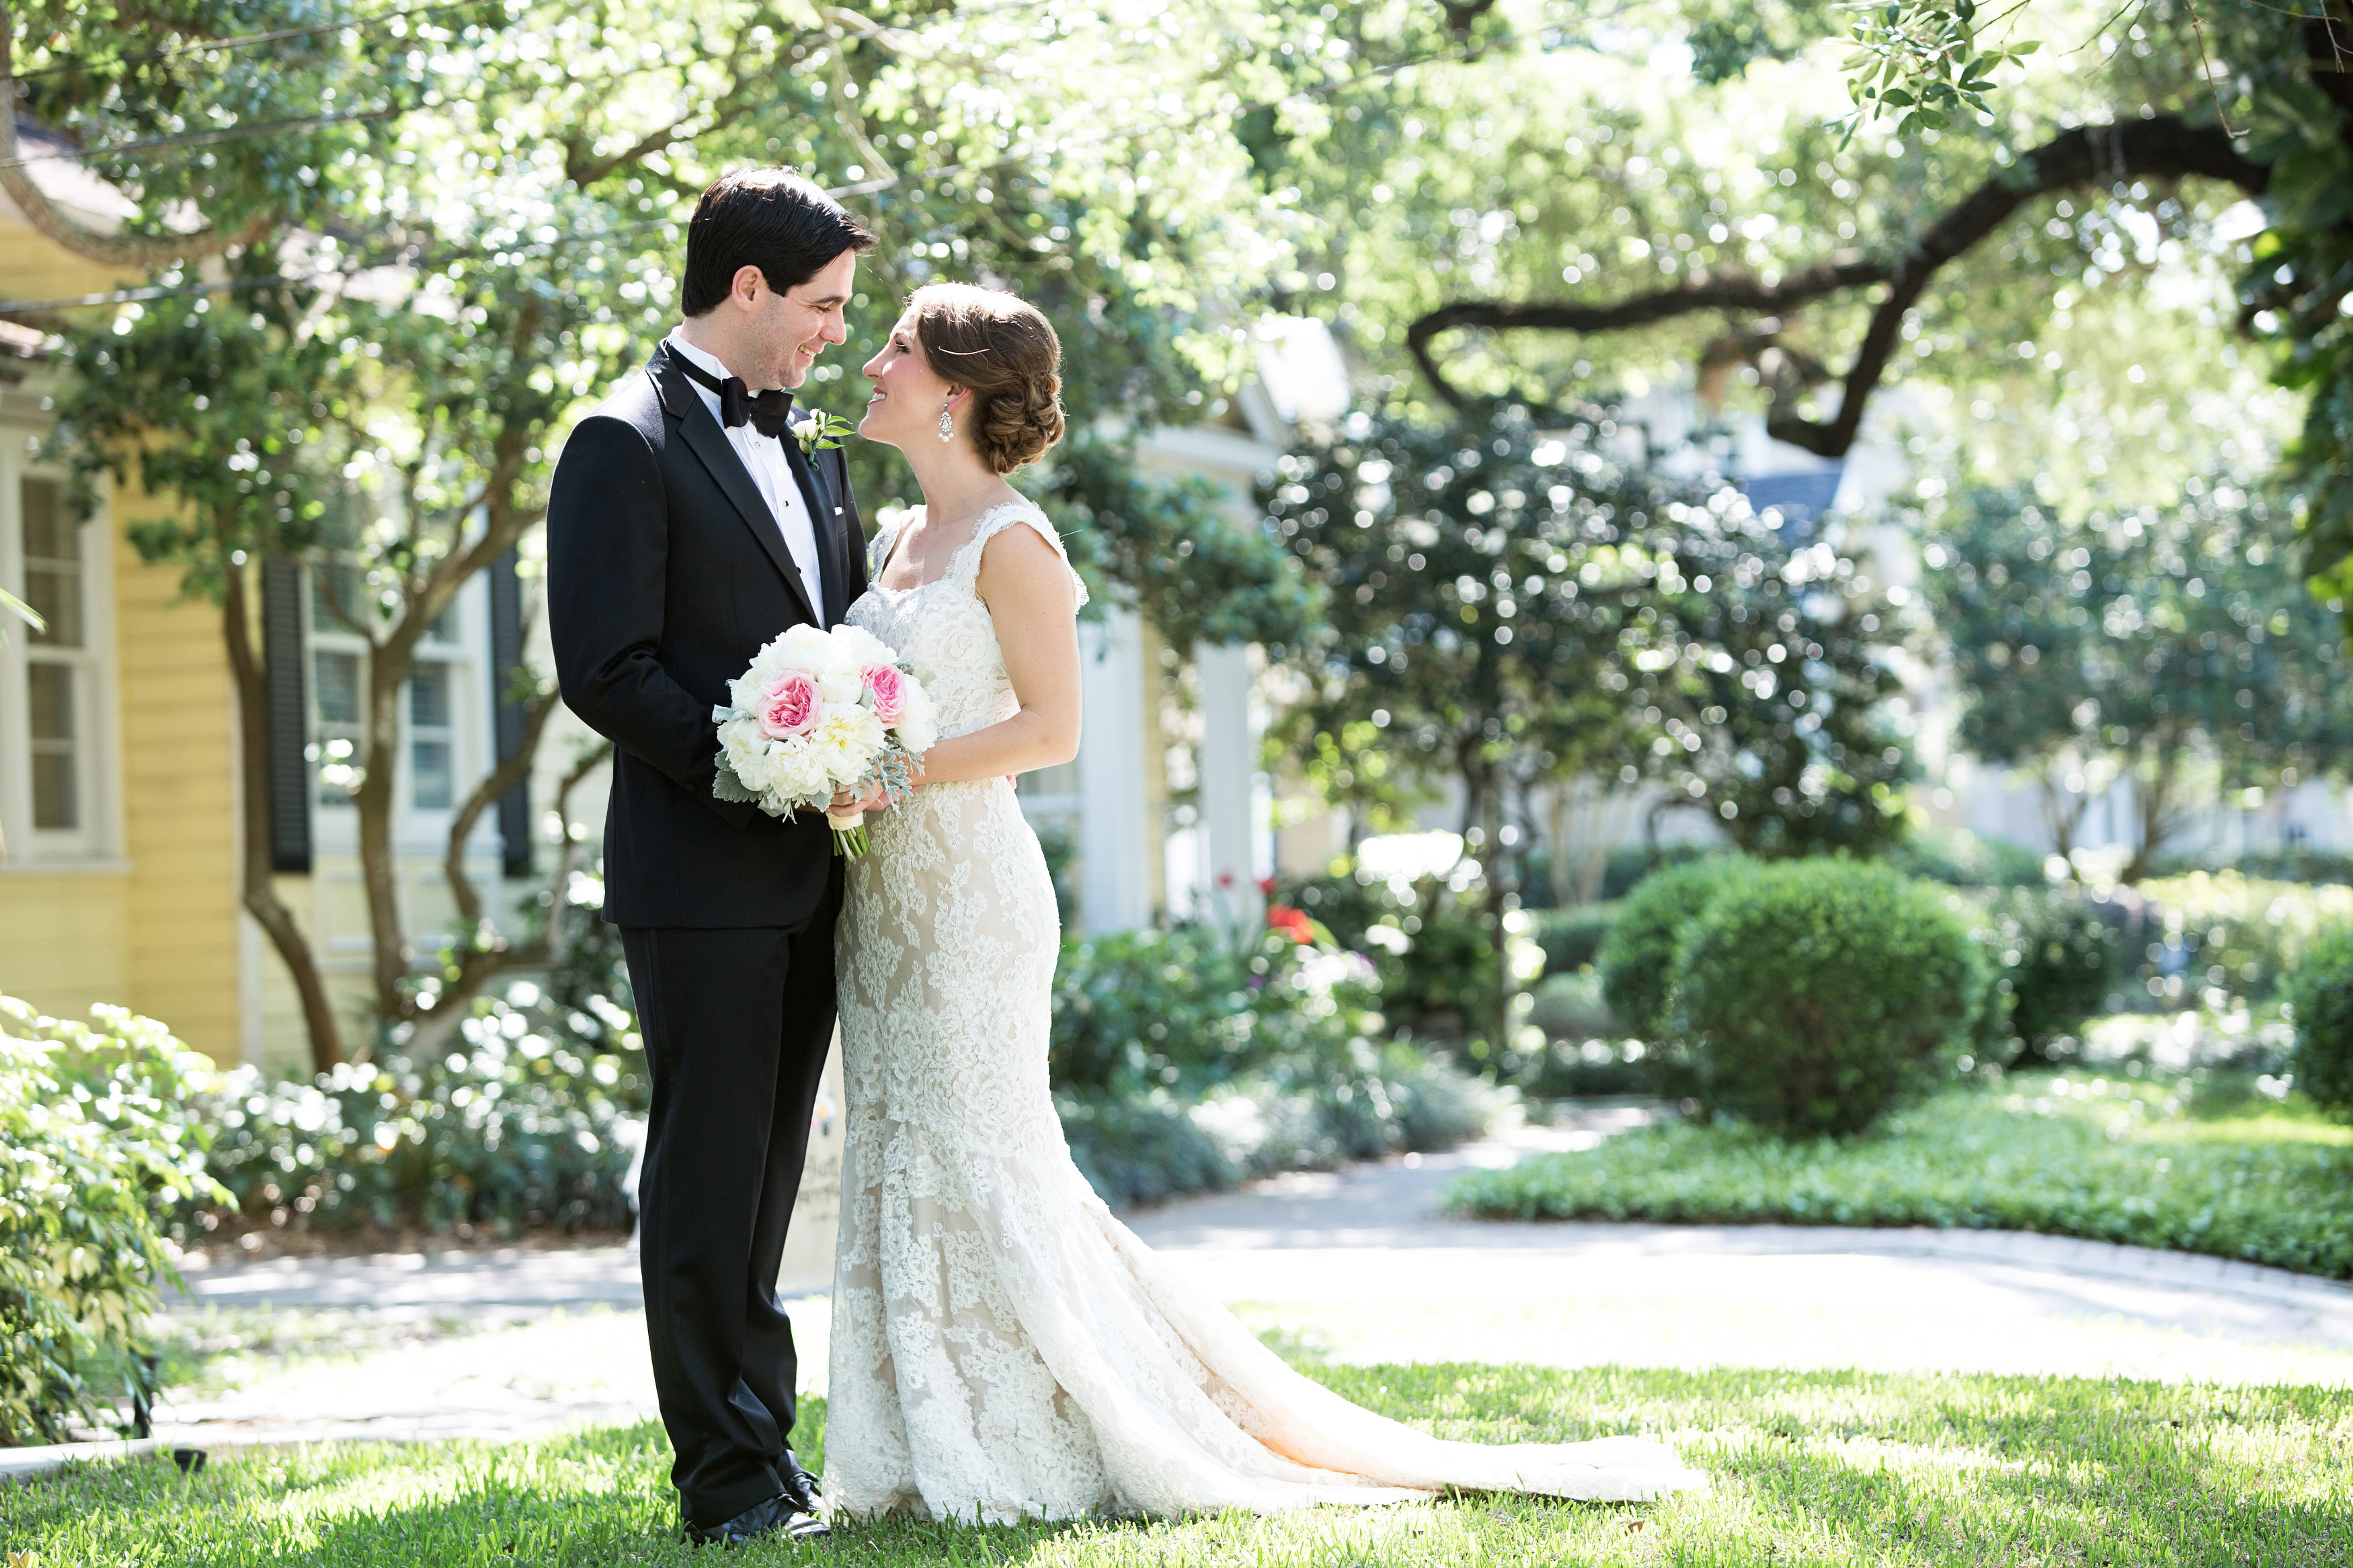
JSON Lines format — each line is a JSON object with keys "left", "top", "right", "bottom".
{"left": 1453, "top": 1069, "right": 2353, "bottom": 1278}
{"left": 5, "top": 1364, "right": 2350, "bottom": 1566}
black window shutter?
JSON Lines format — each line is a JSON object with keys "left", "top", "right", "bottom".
{"left": 261, "top": 557, "right": 312, "bottom": 874}
{"left": 489, "top": 548, "right": 532, "bottom": 878}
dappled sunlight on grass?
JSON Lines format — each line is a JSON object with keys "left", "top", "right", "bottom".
{"left": 5, "top": 1368, "right": 2348, "bottom": 1565}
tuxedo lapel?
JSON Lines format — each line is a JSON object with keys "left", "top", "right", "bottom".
{"left": 781, "top": 429, "right": 847, "bottom": 625}
{"left": 647, "top": 349, "right": 822, "bottom": 629}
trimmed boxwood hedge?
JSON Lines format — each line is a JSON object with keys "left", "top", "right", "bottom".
{"left": 1665, "top": 860, "right": 1988, "bottom": 1135}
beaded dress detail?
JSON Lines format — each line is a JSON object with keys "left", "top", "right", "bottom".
{"left": 826, "top": 499, "right": 1705, "bottom": 1522}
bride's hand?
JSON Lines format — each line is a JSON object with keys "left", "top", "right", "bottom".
{"left": 832, "top": 779, "right": 895, "bottom": 815}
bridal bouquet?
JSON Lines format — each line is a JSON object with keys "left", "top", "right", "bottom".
{"left": 711, "top": 624, "right": 937, "bottom": 856}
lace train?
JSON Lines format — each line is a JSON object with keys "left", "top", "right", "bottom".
{"left": 828, "top": 501, "right": 1706, "bottom": 1521}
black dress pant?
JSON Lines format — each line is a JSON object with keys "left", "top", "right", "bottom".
{"left": 622, "top": 879, "right": 839, "bottom": 1529}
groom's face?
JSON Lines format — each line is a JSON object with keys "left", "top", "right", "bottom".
{"left": 752, "top": 249, "right": 857, "bottom": 390}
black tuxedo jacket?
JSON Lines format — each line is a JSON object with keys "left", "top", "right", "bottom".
{"left": 548, "top": 343, "right": 869, "bottom": 928}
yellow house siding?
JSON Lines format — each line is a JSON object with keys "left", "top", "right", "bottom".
{"left": 0, "top": 872, "right": 130, "bottom": 1018}
{"left": 111, "top": 501, "right": 241, "bottom": 1064}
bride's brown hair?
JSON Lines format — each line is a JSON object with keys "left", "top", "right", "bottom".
{"left": 908, "top": 283, "right": 1065, "bottom": 474}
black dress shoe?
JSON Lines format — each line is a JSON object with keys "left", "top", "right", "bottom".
{"left": 684, "top": 1492, "right": 830, "bottom": 1547}
{"left": 782, "top": 1447, "right": 824, "bottom": 1508}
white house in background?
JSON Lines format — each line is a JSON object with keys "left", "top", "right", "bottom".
{"left": 1495, "top": 374, "right": 2353, "bottom": 878}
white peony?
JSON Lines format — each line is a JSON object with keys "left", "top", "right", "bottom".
{"left": 761, "top": 741, "right": 832, "bottom": 806}
{"left": 830, "top": 623, "right": 896, "bottom": 670}
{"left": 772, "top": 623, "right": 834, "bottom": 668}
{"left": 890, "top": 682, "right": 939, "bottom": 755}
{"left": 719, "top": 714, "right": 772, "bottom": 785}
{"left": 809, "top": 704, "right": 887, "bottom": 788}
{"left": 816, "top": 663, "right": 863, "bottom": 705}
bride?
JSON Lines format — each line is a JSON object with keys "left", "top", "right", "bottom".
{"left": 824, "top": 282, "right": 1706, "bottom": 1523}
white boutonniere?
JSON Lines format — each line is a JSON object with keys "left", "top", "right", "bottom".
{"left": 795, "top": 410, "right": 857, "bottom": 456}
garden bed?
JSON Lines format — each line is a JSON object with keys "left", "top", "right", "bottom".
{"left": 1449, "top": 1069, "right": 2353, "bottom": 1279}
{"left": 3, "top": 1366, "right": 2346, "bottom": 1565}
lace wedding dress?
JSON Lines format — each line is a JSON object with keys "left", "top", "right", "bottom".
{"left": 827, "top": 499, "right": 1705, "bottom": 1523}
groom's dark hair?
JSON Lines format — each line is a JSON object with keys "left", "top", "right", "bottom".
{"left": 681, "top": 169, "right": 877, "bottom": 316}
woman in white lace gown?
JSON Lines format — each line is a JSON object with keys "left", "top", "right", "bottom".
{"left": 826, "top": 284, "right": 1705, "bottom": 1524}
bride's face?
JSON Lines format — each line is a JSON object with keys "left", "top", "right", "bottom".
{"left": 859, "top": 311, "right": 961, "bottom": 450}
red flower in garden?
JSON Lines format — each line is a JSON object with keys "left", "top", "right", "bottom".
{"left": 1267, "top": 905, "right": 1314, "bottom": 944}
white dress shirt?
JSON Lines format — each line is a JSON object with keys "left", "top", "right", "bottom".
{"left": 667, "top": 333, "right": 829, "bottom": 624}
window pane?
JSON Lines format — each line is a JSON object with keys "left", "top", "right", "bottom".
{"left": 426, "top": 606, "right": 460, "bottom": 643}
{"left": 409, "top": 663, "right": 450, "bottom": 729}
{"left": 309, "top": 562, "right": 368, "bottom": 629}
{"left": 27, "top": 662, "right": 74, "bottom": 741}
{"left": 32, "top": 752, "right": 77, "bottom": 829}
{"left": 28, "top": 663, "right": 77, "bottom": 830}
{"left": 20, "top": 479, "right": 80, "bottom": 648}
{"left": 314, "top": 651, "right": 362, "bottom": 724}
{"left": 411, "top": 739, "right": 453, "bottom": 810}
{"left": 20, "top": 478, "right": 67, "bottom": 558}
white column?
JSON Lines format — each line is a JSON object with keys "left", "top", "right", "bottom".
{"left": 1193, "top": 642, "right": 1263, "bottom": 934}
{"left": 1076, "top": 606, "right": 1152, "bottom": 934}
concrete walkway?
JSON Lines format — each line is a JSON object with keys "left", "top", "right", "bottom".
{"left": 141, "top": 1114, "right": 2353, "bottom": 1451}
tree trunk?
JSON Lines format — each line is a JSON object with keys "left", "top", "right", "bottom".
{"left": 356, "top": 629, "right": 411, "bottom": 1030}
{"left": 2121, "top": 747, "right": 2184, "bottom": 885}
{"left": 221, "top": 561, "right": 344, "bottom": 1071}
{"left": 1460, "top": 751, "right": 1515, "bottom": 1063}
{"left": 2038, "top": 766, "right": 2092, "bottom": 870}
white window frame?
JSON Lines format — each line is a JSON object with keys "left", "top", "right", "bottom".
{"left": 0, "top": 450, "right": 121, "bottom": 868}
{"left": 301, "top": 560, "right": 490, "bottom": 857}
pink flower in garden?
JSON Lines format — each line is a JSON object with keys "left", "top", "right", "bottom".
{"left": 863, "top": 663, "right": 908, "bottom": 725}
{"left": 759, "top": 669, "right": 822, "bottom": 739}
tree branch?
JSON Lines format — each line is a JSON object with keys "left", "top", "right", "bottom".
{"left": 442, "top": 684, "right": 562, "bottom": 932}
{"left": 1408, "top": 257, "right": 1890, "bottom": 410}
{"left": 1406, "top": 115, "right": 2270, "bottom": 448}
{"left": 0, "top": 4, "right": 275, "bottom": 269}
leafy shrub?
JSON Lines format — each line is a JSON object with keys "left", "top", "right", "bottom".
{"left": 1531, "top": 904, "right": 1619, "bottom": 977}
{"left": 1886, "top": 828, "right": 2047, "bottom": 889}
{"left": 1982, "top": 888, "right": 2125, "bottom": 1061}
{"left": 2133, "top": 872, "right": 2353, "bottom": 1005}
{"left": 1599, "top": 842, "right": 1714, "bottom": 901}
{"left": 1049, "top": 930, "right": 1494, "bottom": 1205}
{"left": 1271, "top": 864, "right": 1497, "bottom": 1036}
{"left": 1, "top": 997, "right": 225, "bottom": 1444}
{"left": 1449, "top": 1069, "right": 2353, "bottom": 1279}
{"left": 2157, "top": 848, "right": 2353, "bottom": 886}
{"left": 2287, "top": 925, "right": 2353, "bottom": 1120}
{"left": 1527, "top": 969, "right": 1620, "bottom": 1042}
{"left": 1596, "top": 855, "right": 1756, "bottom": 1039}
{"left": 202, "top": 985, "right": 647, "bottom": 1238}
{"left": 1665, "top": 861, "right": 1987, "bottom": 1135}
{"left": 1060, "top": 1092, "right": 1235, "bottom": 1208}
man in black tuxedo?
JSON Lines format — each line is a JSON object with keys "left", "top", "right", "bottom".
{"left": 547, "top": 169, "right": 874, "bottom": 1547}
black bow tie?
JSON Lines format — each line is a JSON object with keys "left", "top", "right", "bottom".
{"left": 672, "top": 349, "right": 797, "bottom": 440}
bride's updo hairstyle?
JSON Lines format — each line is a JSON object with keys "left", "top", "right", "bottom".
{"left": 909, "top": 283, "right": 1065, "bottom": 474}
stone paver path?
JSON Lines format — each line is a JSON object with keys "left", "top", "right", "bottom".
{"left": 145, "top": 1112, "right": 2353, "bottom": 1450}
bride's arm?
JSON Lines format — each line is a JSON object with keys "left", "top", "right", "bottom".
{"left": 908, "top": 524, "right": 1082, "bottom": 786}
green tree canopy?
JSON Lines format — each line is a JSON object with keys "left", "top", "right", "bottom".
{"left": 1921, "top": 482, "right": 2353, "bottom": 880}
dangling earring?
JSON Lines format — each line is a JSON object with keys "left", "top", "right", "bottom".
{"left": 937, "top": 399, "right": 957, "bottom": 444}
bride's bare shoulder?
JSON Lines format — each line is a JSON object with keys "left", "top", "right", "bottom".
{"left": 973, "top": 501, "right": 1084, "bottom": 611}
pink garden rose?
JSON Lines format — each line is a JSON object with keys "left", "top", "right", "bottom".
{"left": 758, "top": 668, "right": 822, "bottom": 739}
{"left": 863, "top": 663, "right": 908, "bottom": 726}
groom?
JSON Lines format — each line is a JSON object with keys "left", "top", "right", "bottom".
{"left": 547, "top": 170, "right": 875, "bottom": 1547}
